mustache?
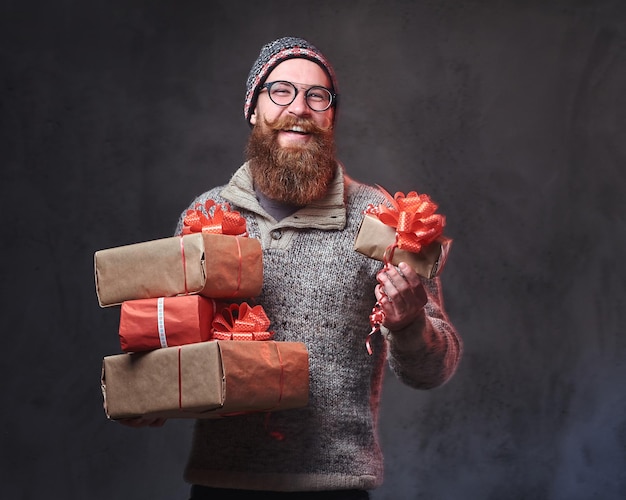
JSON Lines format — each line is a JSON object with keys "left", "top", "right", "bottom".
{"left": 262, "top": 115, "right": 332, "bottom": 135}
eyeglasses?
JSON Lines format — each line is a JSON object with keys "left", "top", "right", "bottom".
{"left": 260, "top": 80, "right": 336, "bottom": 112}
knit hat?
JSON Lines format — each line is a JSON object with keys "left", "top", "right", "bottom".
{"left": 244, "top": 36, "right": 338, "bottom": 125}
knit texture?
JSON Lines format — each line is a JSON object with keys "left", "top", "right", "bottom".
{"left": 176, "top": 164, "right": 462, "bottom": 492}
{"left": 244, "top": 36, "right": 338, "bottom": 124}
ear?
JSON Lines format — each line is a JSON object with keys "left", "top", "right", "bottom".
{"left": 250, "top": 108, "right": 257, "bottom": 126}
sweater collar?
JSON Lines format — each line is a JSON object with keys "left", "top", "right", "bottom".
{"left": 220, "top": 162, "right": 347, "bottom": 230}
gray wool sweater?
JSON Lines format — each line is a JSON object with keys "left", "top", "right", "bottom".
{"left": 176, "top": 163, "right": 462, "bottom": 492}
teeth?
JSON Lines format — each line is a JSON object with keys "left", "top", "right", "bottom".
{"left": 289, "top": 126, "right": 306, "bottom": 133}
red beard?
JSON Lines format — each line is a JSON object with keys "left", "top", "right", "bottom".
{"left": 245, "top": 115, "right": 337, "bottom": 206}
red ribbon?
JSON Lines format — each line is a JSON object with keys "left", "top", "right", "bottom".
{"left": 364, "top": 186, "right": 446, "bottom": 355}
{"left": 366, "top": 302, "right": 385, "bottom": 356}
{"left": 178, "top": 346, "right": 183, "bottom": 409}
{"left": 365, "top": 186, "right": 446, "bottom": 255}
{"left": 179, "top": 236, "right": 189, "bottom": 295}
{"left": 211, "top": 302, "right": 274, "bottom": 341}
{"left": 182, "top": 199, "right": 248, "bottom": 236}
{"left": 232, "top": 236, "right": 242, "bottom": 298}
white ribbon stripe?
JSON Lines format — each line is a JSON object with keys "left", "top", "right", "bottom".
{"left": 157, "top": 297, "right": 168, "bottom": 348}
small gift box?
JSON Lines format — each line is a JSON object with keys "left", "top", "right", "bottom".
{"left": 94, "top": 200, "right": 262, "bottom": 307}
{"left": 119, "top": 295, "right": 220, "bottom": 352}
{"left": 101, "top": 340, "right": 309, "bottom": 420}
{"left": 211, "top": 302, "right": 274, "bottom": 341}
{"left": 354, "top": 188, "right": 452, "bottom": 278}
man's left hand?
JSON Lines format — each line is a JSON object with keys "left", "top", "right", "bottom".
{"left": 375, "top": 261, "right": 427, "bottom": 331}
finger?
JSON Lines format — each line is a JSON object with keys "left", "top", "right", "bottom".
{"left": 377, "top": 268, "right": 404, "bottom": 305}
{"left": 375, "top": 285, "right": 395, "bottom": 312}
{"left": 374, "top": 283, "right": 386, "bottom": 302}
{"left": 391, "top": 263, "right": 428, "bottom": 307}
{"left": 397, "top": 262, "right": 422, "bottom": 288}
{"left": 385, "top": 263, "right": 416, "bottom": 291}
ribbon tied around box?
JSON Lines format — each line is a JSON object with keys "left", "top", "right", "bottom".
{"left": 212, "top": 302, "right": 275, "bottom": 341}
{"left": 182, "top": 199, "right": 248, "bottom": 236}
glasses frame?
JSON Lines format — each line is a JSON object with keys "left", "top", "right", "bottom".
{"left": 260, "top": 80, "right": 336, "bottom": 112}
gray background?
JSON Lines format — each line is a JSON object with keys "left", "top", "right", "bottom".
{"left": 1, "top": 0, "right": 625, "bottom": 499}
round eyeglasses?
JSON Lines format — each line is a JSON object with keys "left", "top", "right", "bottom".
{"left": 261, "top": 80, "right": 336, "bottom": 112}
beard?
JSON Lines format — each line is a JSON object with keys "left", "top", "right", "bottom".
{"left": 245, "top": 115, "right": 337, "bottom": 206}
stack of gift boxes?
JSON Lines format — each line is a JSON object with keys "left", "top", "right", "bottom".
{"left": 95, "top": 201, "right": 309, "bottom": 421}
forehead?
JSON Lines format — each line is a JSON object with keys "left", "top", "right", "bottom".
{"left": 266, "top": 58, "right": 331, "bottom": 87}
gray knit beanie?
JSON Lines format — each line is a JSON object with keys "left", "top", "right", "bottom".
{"left": 244, "top": 36, "right": 338, "bottom": 125}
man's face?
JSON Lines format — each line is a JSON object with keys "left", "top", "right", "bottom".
{"left": 249, "top": 58, "right": 335, "bottom": 146}
{"left": 246, "top": 58, "right": 337, "bottom": 206}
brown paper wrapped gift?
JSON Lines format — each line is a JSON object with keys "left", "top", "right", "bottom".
{"left": 354, "top": 214, "right": 452, "bottom": 279}
{"left": 101, "top": 340, "right": 309, "bottom": 420}
{"left": 94, "top": 233, "right": 263, "bottom": 307}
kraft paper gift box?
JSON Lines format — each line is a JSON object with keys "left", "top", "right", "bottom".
{"left": 101, "top": 340, "right": 309, "bottom": 420}
{"left": 119, "top": 295, "right": 221, "bottom": 352}
{"left": 354, "top": 214, "right": 452, "bottom": 279}
{"left": 94, "top": 232, "right": 263, "bottom": 307}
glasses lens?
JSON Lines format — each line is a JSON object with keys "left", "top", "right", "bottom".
{"left": 306, "top": 87, "right": 333, "bottom": 111}
{"left": 268, "top": 81, "right": 296, "bottom": 106}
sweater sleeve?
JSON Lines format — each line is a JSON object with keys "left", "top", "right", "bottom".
{"left": 381, "top": 276, "right": 462, "bottom": 389}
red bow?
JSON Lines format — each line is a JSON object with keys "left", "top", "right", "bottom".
{"left": 182, "top": 199, "right": 248, "bottom": 236}
{"left": 212, "top": 303, "right": 274, "bottom": 341}
{"left": 366, "top": 187, "right": 445, "bottom": 256}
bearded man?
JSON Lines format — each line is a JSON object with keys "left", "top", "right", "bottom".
{"left": 127, "top": 37, "right": 462, "bottom": 500}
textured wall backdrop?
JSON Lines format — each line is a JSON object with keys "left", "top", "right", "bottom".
{"left": 1, "top": 1, "right": 625, "bottom": 499}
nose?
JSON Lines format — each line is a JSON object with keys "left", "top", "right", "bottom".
{"left": 286, "top": 89, "right": 310, "bottom": 116}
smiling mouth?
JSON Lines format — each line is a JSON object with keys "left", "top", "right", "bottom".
{"left": 283, "top": 125, "right": 308, "bottom": 134}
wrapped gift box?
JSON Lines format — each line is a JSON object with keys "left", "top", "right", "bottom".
{"left": 119, "top": 295, "right": 220, "bottom": 352}
{"left": 94, "top": 232, "right": 263, "bottom": 307}
{"left": 354, "top": 214, "right": 452, "bottom": 279}
{"left": 101, "top": 340, "right": 309, "bottom": 420}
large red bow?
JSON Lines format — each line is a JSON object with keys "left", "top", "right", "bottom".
{"left": 182, "top": 199, "right": 248, "bottom": 236}
{"left": 212, "top": 303, "right": 274, "bottom": 341}
{"left": 366, "top": 186, "right": 445, "bottom": 256}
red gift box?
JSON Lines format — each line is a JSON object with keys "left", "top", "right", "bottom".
{"left": 119, "top": 295, "right": 219, "bottom": 352}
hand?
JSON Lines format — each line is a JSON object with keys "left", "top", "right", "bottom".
{"left": 117, "top": 417, "right": 167, "bottom": 428}
{"left": 375, "top": 261, "right": 428, "bottom": 331}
